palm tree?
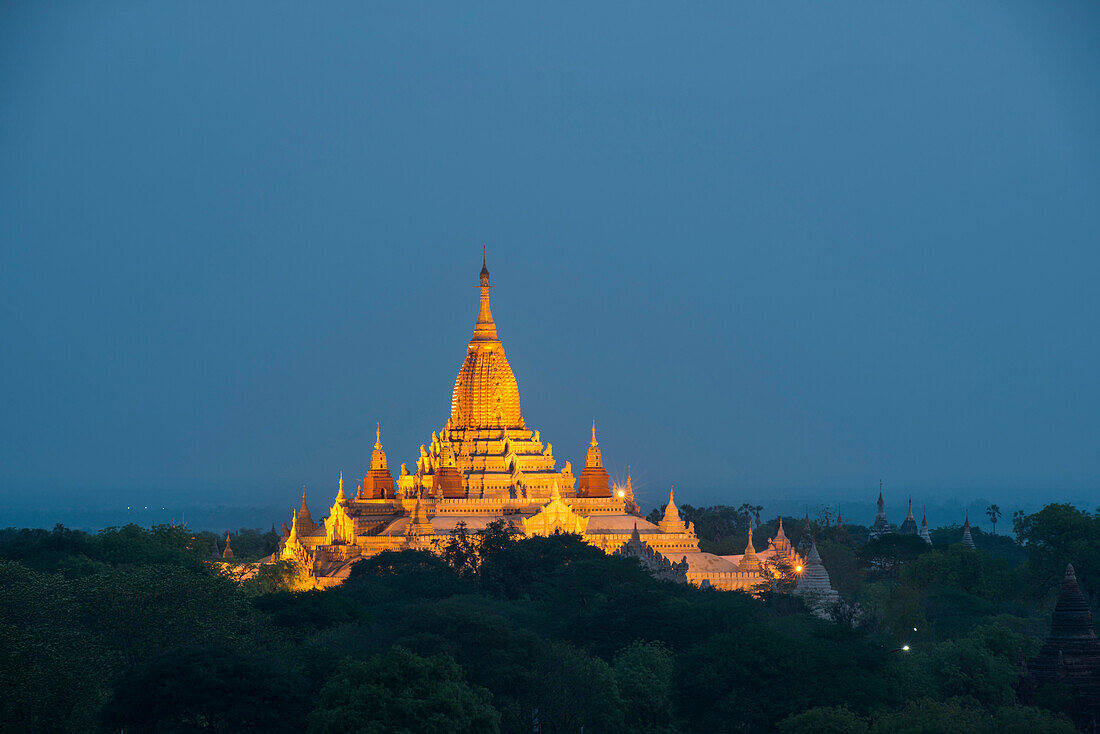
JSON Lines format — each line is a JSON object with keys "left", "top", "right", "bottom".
{"left": 986, "top": 504, "right": 1002, "bottom": 535}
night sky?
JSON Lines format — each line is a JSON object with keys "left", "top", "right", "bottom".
{"left": 2, "top": 2, "right": 1098, "bottom": 530}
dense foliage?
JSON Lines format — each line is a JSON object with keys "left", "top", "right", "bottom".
{"left": 0, "top": 504, "right": 1095, "bottom": 733}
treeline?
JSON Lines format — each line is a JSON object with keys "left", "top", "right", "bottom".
{"left": 0, "top": 504, "right": 1097, "bottom": 733}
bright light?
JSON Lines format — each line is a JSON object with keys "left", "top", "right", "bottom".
{"left": 795, "top": 565, "right": 803, "bottom": 573}
{"left": 617, "top": 490, "right": 625, "bottom": 498}
{"left": 901, "top": 645, "right": 910, "bottom": 651}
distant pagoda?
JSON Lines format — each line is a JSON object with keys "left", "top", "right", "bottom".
{"left": 918, "top": 509, "right": 932, "bottom": 545}
{"left": 898, "top": 498, "right": 918, "bottom": 535}
{"left": 869, "top": 482, "right": 891, "bottom": 539}
{"left": 961, "top": 512, "right": 976, "bottom": 549}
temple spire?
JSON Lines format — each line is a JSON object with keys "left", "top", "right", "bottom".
{"left": 371, "top": 424, "right": 388, "bottom": 471}
{"left": 336, "top": 472, "right": 346, "bottom": 502}
{"left": 222, "top": 532, "right": 233, "bottom": 559}
{"left": 658, "top": 487, "right": 686, "bottom": 533}
{"left": 473, "top": 251, "right": 497, "bottom": 341}
{"left": 919, "top": 506, "right": 932, "bottom": 545}
{"left": 740, "top": 526, "right": 761, "bottom": 573}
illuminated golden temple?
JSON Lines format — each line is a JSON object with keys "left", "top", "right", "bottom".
{"left": 275, "top": 258, "right": 802, "bottom": 590}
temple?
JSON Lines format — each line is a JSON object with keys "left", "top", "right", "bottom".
{"left": 1020, "top": 564, "right": 1100, "bottom": 729}
{"left": 272, "top": 258, "right": 802, "bottom": 590}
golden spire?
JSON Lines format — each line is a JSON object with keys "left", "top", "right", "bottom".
{"left": 472, "top": 249, "right": 497, "bottom": 342}
{"left": 740, "top": 526, "right": 760, "bottom": 572}
{"left": 336, "top": 472, "right": 346, "bottom": 502}
{"left": 584, "top": 420, "right": 603, "bottom": 468}
{"left": 448, "top": 255, "right": 523, "bottom": 429}
{"left": 658, "top": 487, "right": 685, "bottom": 533}
{"left": 371, "top": 424, "right": 388, "bottom": 470}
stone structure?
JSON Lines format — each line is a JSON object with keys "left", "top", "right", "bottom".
{"left": 615, "top": 524, "right": 689, "bottom": 584}
{"left": 899, "top": 498, "right": 918, "bottom": 536}
{"left": 1021, "top": 564, "right": 1100, "bottom": 731}
{"left": 869, "top": 484, "right": 891, "bottom": 539}
{"left": 919, "top": 509, "right": 932, "bottom": 545}
{"left": 221, "top": 533, "right": 233, "bottom": 559}
{"left": 962, "top": 512, "right": 976, "bottom": 549}
{"left": 272, "top": 259, "right": 803, "bottom": 590}
{"left": 794, "top": 540, "right": 840, "bottom": 617}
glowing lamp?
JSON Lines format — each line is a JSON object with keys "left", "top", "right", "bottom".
{"left": 795, "top": 565, "right": 803, "bottom": 573}
{"left": 617, "top": 490, "right": 625, "bottom": 498}
{"left": 902, "top": 645, "right": 910, "bottom": 651}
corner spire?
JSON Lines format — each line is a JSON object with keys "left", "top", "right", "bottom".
{"left": 740, "top": 526, "right": 760, "bottom": 572}
{"left": 371, "top": 424, "right": 388, "bottom": 471}
{"left": 658, "top": 487, "right": 686, "bottom": 533}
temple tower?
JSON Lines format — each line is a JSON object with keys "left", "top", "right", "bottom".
{"left": 363, "top": 426, "right": 395, "bottom": 499}
{"left": 297, "top": 491, "right": 316, "bottom": 534}
{"left": 869, "top": 482, "right": 891, "bottom": 539}
{"left": 1024, "top": 565, "right": 1100, "bottom": 728}
{"left": 425, "top": 256, "right": 571, "bottom": 500}
{"left": 899, "top": 498, "right": 918, "bottom": 535}
{"left": 577, "top": 421, "right": 611, "bottom": 498}
{"left": 447, "top": 253, "right": 522, "bottom": 431}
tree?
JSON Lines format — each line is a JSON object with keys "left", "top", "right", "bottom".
{"left": 0, "top": 561, "right": 114, "bottom": 734}
{"left": 778, "top": 706, "right": 869, "bottom": 734}
{"left": 986, "top": 505, "right": 1002, "bottom": 535}
{"left": 1013, "top": 503, "right": 1100, "bottom": 610}
{"left": 858, "top": 534, "right": 931, "bottom": 580}
{"left": 101, "top": 645, "right": 308, "bottom": 734}
{"left": 307, "top": 647, "right": 500, "bottom": 734}
{"left": 613, "top": 641, "right": 676, "bottom": 733}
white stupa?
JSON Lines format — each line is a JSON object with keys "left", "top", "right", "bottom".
{"left": 794, "top": 540, "right": 840, "bottom": 616}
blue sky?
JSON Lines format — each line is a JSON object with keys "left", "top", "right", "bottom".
{"left": 2, "top": 2, "right": 1098, "bottom": 529}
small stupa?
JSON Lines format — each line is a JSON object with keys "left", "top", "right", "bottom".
{"left": 918, "top": 508, "right": 932, "bottom": 545}
{"left": 962, "top": 511, "right": 976, "bottom": 549}
{"left": 794, "top": 540, "right": 840, "bottom": 615}
{"left": 739, "top": 527, "right": 761, "bottom": 573}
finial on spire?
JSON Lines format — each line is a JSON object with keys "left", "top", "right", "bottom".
{"left": 480, "top": 248, "right": 490, "bottom": 286}
{"left": 376, "top": 423, "right": 381, "bottom": 448}
{"left": 590, "top": 419, "right": 597, "bottom": 446}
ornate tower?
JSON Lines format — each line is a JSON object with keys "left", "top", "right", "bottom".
{"left": 899, "top": 498, "right": 918, "bottom": 535}
{"left": 363, "top": 425, "right": 395, "bottom": 499}
{"left": 427, "top": 256, "right": 573, "bottom": 500}
{"left": 869, "top": 481, "right": 891, "bottom": 539}
{"left": 577, "top": 421, "right": 611, "bottom": 498}
{"left": 447, "top": 253, "right": 523, "bottom": 431}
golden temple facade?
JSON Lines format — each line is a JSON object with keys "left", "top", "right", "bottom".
{"left": 274, "top": 258, "right": 800, "bottom": 590}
